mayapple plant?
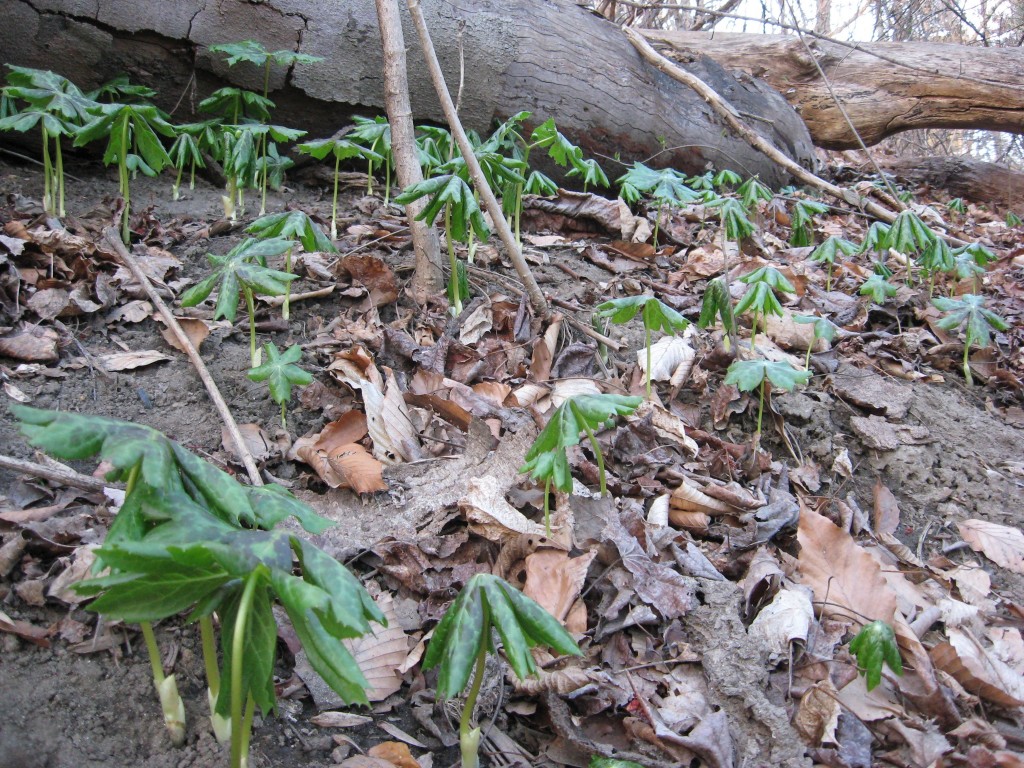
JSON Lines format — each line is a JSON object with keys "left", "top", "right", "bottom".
{"left": 247, "top": 342, "right": 312, "bottom": 428}
{"left": 931, "top": 293, "right": 1008, "bottom": 386}
{"left": 179, "top": 237, "right": 298, "bottom": 367}
{"left": 808, "top": 235, "right": 859, "bottom": 292}
{"left": 735, "top": 265, "right": 796, "bottom": 345}
{"left": 349, "top": 115, "right": 394, "bottom": 201}
{"left": 74, "top": 101, "right": 175, "bottom": 243}
{"left": 849, "top": 620, "right": 903, "bottom": 691}
{"left": 297, "top": 137, "right": 384, "bottom": 238}
{"left": 594, "top": 295, "right": 690, "bottom": 398}
{"left": 247, "top": 208, "right": 337, "bottom": 319}
{"left": 1, "top": 66, "right": 96, "bottom": 217}
{"left": 788, "top": 198, "right": 828, "bottom": 247}
{"left": 618, "top": 162, "right": 700, "bottom": 247}
{"left": 793, "top": 313, "right": 838, "bottom": 370}
{"left": 724, "top": 358, "right": 810, "bottom": 439}
{"left": 424, "top": 573, "right": 582, "bottom": 768}
{"left": 13, "top": 405, "right": 381, "bottom": 768}
{"left": 520, "top": 394, "right": 641, "bottom": 534}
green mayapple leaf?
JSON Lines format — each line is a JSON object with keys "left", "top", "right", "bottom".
{"left": 698, "top": 275, "right": 736, "bottom": 334}
{"left": 524, "top": 169, "right": 558, "bottom": 196}
{"left": 859, "top": 221, "right": 891, "bottom": 254}
{"left": 713, "top": 169, "right": 742, "bottom": 189}
{"left": 918, "top": 237, "right": 954, "bottom": 274}
{"left": 616, "top": 162, "right": 699, "bottom": 206}
{"left": 589, "top": 759, "right": 647, "bottom": 768}
{"left": 179, "top": 237, "right": 297, "bottom": 322}
{"left": 789, "top": 198, "right": 828, "bottom": 246}
{"left": 595, "top": 296, "right": 689, "bottom": 335}
{"left": 293, "top": 538, "right": 385, "bottom": 636}
{"left": 4, "top": 65, "right": 97, "bottom": 123}
{"left": 848, "top": 620, "right": 903, "bottom": 691}
{"left": 888, "top": 209, "right": 936, "bottom": 255}
{"left": 724, "top": 359, "right": 810, "bottom": 394}
{"left": 932, "top": 294, "right": 1008, "bottom": 350}
{"left": 737, "top": 175, "right": 774, "bottom": 209}
{"left": 198, "top": 87, "right": 273, "bottom": 122}
{"left": 565, "top": 157, "right": 609, "bottom": 191}
{"left": 395, "top": 174, "right": 488, "bottom": 243}
{"left": 247, "top": 210, "right": 336, "bottom": 253}
{"left": 809, "top": 235, "right": 860, "bottom": 266}
{"left": 215, "top": 568, "right": 277, "bottom": 716}
{"left": 739, "top": 265, "right": 796, "bottom": 293}
{"left": 859, "top": 273, "right": 898, "bottom": 304}
{"left": 423, "top": 574, "right": 581, "bottom": 699}
{"left": 530, "top": 117, "right": 583, "bottom": 168}
{"left": 793, "top": 314, "right": 837, "bottom": 343}
{"left": 709, "top": 197, "right": 756, "bottom": 241}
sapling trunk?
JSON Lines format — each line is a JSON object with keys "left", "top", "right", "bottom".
{"left": 458, "top": 640, "right": 487, "bottom": 768}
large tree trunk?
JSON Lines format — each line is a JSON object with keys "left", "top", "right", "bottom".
{"left": 640, "top": 30, "right": 1024, "bottom": 149}
{"left": 0, "top": 0, "right": 815, "bottom": 187}
{"left": 842, "top": 155, "right": 1024, "bottom": 207}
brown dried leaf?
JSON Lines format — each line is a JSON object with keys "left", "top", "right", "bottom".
{"left": 523, "top": 548, "right": 595, "bottom": 623}
{"left": 310, "top": 711, "right": 373, "bottom": 728}
{"left": 670, "top": 479, "right": 739, "bottom": 515}
{"left": 873, "top": 479, "right": 901, "bottom": 536}
{"left": 0, "top": 608, "right": 50, "bottom": 647}
{"left": 460, "top": 476, "right": 547, "bottom": 542}
{"left": 343, "top": 593, "right": 409, "bottom": 701}
{"left": 160, "top": 317, "right": 211, "bottom": 353}
{"left": 797, "top": 503, "right": 897, "bottom": 624}
{"left": 367, "top": 741, "right": 419, "bottom": 768}
{"left": 930, "top": 627, "right": 1024, "bottom": 708}
{"left": 99, "top": 350, "right": 170, "bottom": 372}
{"left": 0, "top": 326, "right": 59, "bottom": 362}
{"left": 793, "top": 678, "right": 840, "bottom": 746}
{"left": 339, "top": 253, "right": 397, "bottom": 306}
{"left": 512, "top": 665, "right": 593, "bottom": 695}
{"left": 958, "top": 519, "right": 1024, "bottom": 575}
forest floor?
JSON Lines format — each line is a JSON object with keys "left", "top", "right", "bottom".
{"left": 1, "top": 150, "right": 1023, "bottom": 768}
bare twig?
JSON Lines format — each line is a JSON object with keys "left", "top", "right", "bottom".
{"left": 405, "top": 0, "right": 549, "bottom": 317}
{"left": 100, "top": 228, "right": 262, "bottom": 486}
{"left": 0, "top": 453, "right": 113, "bottom": 494}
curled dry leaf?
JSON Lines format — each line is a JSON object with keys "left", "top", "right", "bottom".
{"left": 670, "top": 478, "right": 739, "bottom": 515}
{"left": 290, "top": 411, "right": 386, "bottom": 494}
{"left": 793, "top": 678, "right": 840, "bottom": 746}
{"left": 310, "top": 711, "right": 373, "bottom": 728}
{"left": 343, "top": 592, "right": 409, "bottom": 702}
{"left": 668, "top": 509, "right": 710, "bottom": 534}
{"left": 748, "top": 586, "right": 814, "bottom": 662}
{"left": 159, "top": 317, "right": 211, "bottom": 352}
{"left": 510, "top": 665, "right": 593, "bottom": 695}
{"left": 930, "top": 627, "right": 1024, "bottom": 708}
{"left": 634, "top": 400, "right": 699, "bottom": 458}
{"left": 637, "top": 333, "right": 696, "bottom": 384}
{"left": 460, "top": 475, "right": 547, "bottom": 542}
{"left": 0, "top": 326, "right": 60, "bottom": 362}
{"left": 367, "top": 742, "right": 419, "bottom": 768}
{"left": 98, "top": 350, "right": 170, "bottom": 372}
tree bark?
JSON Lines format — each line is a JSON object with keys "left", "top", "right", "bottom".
{"left": 639, "top": 30, "right": 1024, "bottom": 149}
{"left": 1, "top": 0, "right": 815, "bottom": 187}
{"left": 844, "top": 155, "right": 1024, "bottom": 207}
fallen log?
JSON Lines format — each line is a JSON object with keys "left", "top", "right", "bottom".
{"left": 0, "top": 0, "right": 815, "bottom": 186}
{"left": 640, "top": 30, "right": 1024, "bottom": 150}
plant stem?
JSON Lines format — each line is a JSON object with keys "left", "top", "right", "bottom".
{"left": 230, "top": 570, "right": 261, "bottom": 768}
{"left": 41, "top": 125, "right": 52, "bottom": 215}
{"left": 173, "top": 164, "right": 184, "bottom": 201}
{"left": 756, "top": 381, "right": 766, "bottom": 439}
{"left": 459, "top": 647, "right": 486, "bottom": 768}
{"left": 804, "top": 342, "right": 813, "bottom": 371}
{"left": 543, "top": 476, "right": 552, "bottom": 537}
{"left": 244, "top": 287, "right": 259, "bottom": 368}
{"left": 444, "top": 203, "right": 461, "bottom": 315}
{"left": 141, "top": 621, "right": 165, "bottom": 685}
{"left": 331, "top": 152, "right": 341, "bottom": 240}
{"left": 280, "top": 401, "right": 287, "bottom": 428}
{"left": 645, "top": 325, "right": 653, "bottom": 399}
{"left": 282, "top": 248, "right": 292, "bottom": 321}
{"left": 384, "top": 158, "right": 391, "bottom": 205}
{"left": 962, "top": 340, "right": 973, "bottom": 386}
{"left": 54, "top": 136, "right": 65, "bottom": 217}
{"left": 119, "top": 118, "right": 131, "bottom": 244}
{"left": 580, "top": 417, "right": 606, "bottom": 496}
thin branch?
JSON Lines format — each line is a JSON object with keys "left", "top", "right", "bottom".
{"left": 405, "top": 0, "right": 549, "bottom": 317}
{"left": 100, "top": 228, "right": 263, "bottom": 487}
{"left": 0, "top": 453, "right": 113, "bottom": 494}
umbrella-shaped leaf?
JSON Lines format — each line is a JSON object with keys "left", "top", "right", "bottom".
{"left": 849, "top": 620, "right": 903, "bottom": 691}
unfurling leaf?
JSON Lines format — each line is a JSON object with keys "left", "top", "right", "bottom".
{"left": 849, "top": 620, "right": 903, "bottom": 690}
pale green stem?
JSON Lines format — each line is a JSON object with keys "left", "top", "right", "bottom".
{"left": 140, "top": 621, "right": 165, "bottom": 686}
{"left": 54, "top": 136, "right": 65, "bottom": 217}
{"left": 459, "top": 645, "right": 486, "bottom": 768}
{"left": 756, "top": 381, "right": 766, "bottom": 440}
{"left": 173, "top": 164, "right": 184, "bottom": 201}
{"left": 804, "top": 342, "right": 813, "bottom": 371}
{"left": 119, "top": 122, "right": 131, "bottom": 243}
{"left": 645, "top": 325, "right": 652, "bottom": 399}
{"left": 41, "top": 125, "right": 52, "bottom": 215}
{"left": 282, "top": 248, "right": 292, "bottom": 321}
{"left": 244, "top": 287, "right": 259, "bottom": 368}
{"left": 543, "top": 476, "right": 552, "bottom": 537}
{"left": 230, "top": 571, "right": 260, "bottom": 768}
{"left": 445, "top": 203, "right": 461, "bottom": 315}
{"left": 331, "top": 153, "right": 341, "bottom": 239}
{"left": 384, "top": 159, "right": 391, "bottom": 205}
{"left": 200, "top": 615, "right": 220, "bottom": 693}
{"left": 366, "top": 159, "right": 375, "bottom": 196}
{"left": 580, "top": 419, "right": 606, "bottom": 496}
{"left": 963, "top": 339, "right": 973, "bottom": 386}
